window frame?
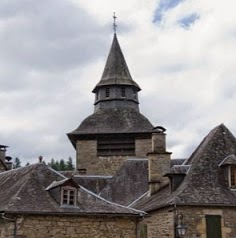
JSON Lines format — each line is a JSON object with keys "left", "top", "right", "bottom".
{"left": 61, "top": 187, "right": 77, "bottom": 206}
{"left": 229, "top": 165, "right": 236, "bottom": 189}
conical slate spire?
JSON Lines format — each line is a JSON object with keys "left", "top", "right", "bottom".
{"left": 92, "top": 34, "right": 141, "bottom": 92}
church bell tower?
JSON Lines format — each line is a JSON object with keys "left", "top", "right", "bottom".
{"left": 68, "top": 25, "right": 155, "bottom": 175}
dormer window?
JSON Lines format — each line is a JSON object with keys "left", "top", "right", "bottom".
{"left": 61, "top": 188, "right": 76, "bottom": 206}
{"left": 219, "top": 154, "right": 236, "bottom": 189}
{"left": 230, "top": 165, "right": 236, "bottom": 189}
{"left": 105, "top": 88, "right": 110, "bottom": 97}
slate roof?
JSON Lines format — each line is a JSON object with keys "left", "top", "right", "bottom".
{"left": 99, "top": 158, "right": 149, "bottom": 206}
{"left": 67, "top": 33, "right": 154, "bottom": 145}
{"left": 92, "top": 33, "right": 140, "bottom": 92}
{"left": 133, "top": 124, "right": 236, "bottom": 212}
{"left": 68, "top": 108, "right": 154, "bottom": 139}
{"left": 73, "top": 175, "right": 112, "bottom": 194}
{"left": 0, "top": 163, "right": 144, "bottom": 216}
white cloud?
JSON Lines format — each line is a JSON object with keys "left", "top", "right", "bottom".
{"left": 0, "top": 0, "right": 236, "bottom": 165}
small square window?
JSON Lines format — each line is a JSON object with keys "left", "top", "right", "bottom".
{"left": 62, "top": 188, "right": 76, "bottom": 206}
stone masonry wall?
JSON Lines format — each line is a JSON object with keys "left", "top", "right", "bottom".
{"left": 135, "top": 139, "right": 152, "bottom": 157}
{"left": 76, "top": 138, "right": 151, "bottom": 176}
{"left": 141, "top": 208, "right": 174, "bottom": 238}
{"left": 76, "top": 140, "right": 97, "bottom": 174}
{"left": 177, "top": 206, "right": 236, "bottom": 238}
{"left": 0, "top": 215, "right": 137, "bottom": 238}
{"left": 0, "top": 163, "right": 6, "bottom": 173}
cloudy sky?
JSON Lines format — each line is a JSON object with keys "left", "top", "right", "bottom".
{"left": 1, "top": 0, "right": 236, "bottom": 165}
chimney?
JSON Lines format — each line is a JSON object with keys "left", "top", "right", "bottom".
{"left": 0, "top": 145, "right": 8, "bottom": 171}
{"left": 39, "top": 156, "right": 43, "bottom": 163}
{"left": 148, "top": 127, "right": 171, "bottom": 196}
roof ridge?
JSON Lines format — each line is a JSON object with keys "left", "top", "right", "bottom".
{"left": 183, "top": 124, "right": 232, "bottom": 165}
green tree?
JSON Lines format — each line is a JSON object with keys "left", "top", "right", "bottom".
{"left": 48, "top": 157, "right": 75, "bottom": 171}
{"left": 59, "top": 159, "right": 66, "bottom": 171}
{"left": 66, "top": 157, "right": 74, "bottom": 170}
{"left": 13, "top": 157, "right": 21, "bottom": 169}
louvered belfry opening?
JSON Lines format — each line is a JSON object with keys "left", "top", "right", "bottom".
{"left": 97, "top": 136, "right": 135, "bottom": 156}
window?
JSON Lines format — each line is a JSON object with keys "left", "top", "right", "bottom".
{"left": 105, "top": 88, "right": 110, "bottom": 97}
{"left": 133, "top": 89, "right": 137, "bottom": 99}
{"left": 230, "top": 165, "right": 236, "bottom": 188}
{"left": 206, "top": 215, "right": 222, "bottom": 238}
{"left": 62, "top": 188, "right": 76, "bottom": 206}
{"left": 121, "top": 87, "right": 126, "bottom": 97}
{"left": 96, "top": 92, "right": 98, "bottom": 101}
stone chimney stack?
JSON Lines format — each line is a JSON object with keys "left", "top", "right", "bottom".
{"left": 0, "top": 145, "right": 9, "bottom": 172}
{"left": 148, "top": 127, "right": 171, "bottom": 196}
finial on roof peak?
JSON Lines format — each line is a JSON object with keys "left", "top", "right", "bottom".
{"left": 113, "top": 12, "right": 117, "bottom": 34}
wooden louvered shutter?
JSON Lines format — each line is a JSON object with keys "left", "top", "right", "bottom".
{"left": 206, "top": 215, "right": 222, "bottom": 238}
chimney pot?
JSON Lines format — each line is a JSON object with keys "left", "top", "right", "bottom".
{"left": 39, "top": 156, "right": 43, "bottom": 163}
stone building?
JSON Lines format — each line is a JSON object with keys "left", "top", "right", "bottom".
{"left": 67, "top": 33, "right": 155, "bottom": 176}
{"left": 133, "top": 124, "right": 236, "bottom": 238}
{"left": 0, "top": 161, "right": 144, "bottom": 238}
{"left": 1, "top": 30, "right": 236, "bottom": 238}
{"left": 67, "top": 31, "right": 236, "bottom": 238}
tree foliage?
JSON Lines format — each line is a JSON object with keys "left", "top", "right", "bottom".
{"left": 13, "top": 157, "right": 21, "bottom": 169}
{"left": 48, "top": 157, "right": 75, "bottom": 171}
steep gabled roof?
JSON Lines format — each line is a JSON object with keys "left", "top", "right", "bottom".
{"left": 175, "top": 124, "right": 236, "bottom": 205}
{"left": 133, "top": 124, "right": 236, "bottom": 212}
{"left": 0, "top": 163, "right": 65, "bottom": 213}
{"left": 92, "top": 33, "right": 140, "bottom": 92}
{"left": 0, "top": 163, "right": 144, "bottom": 216}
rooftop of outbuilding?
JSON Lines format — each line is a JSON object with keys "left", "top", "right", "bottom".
{"left": 132, "top": 124, "right": 236, "bottom": 212}
{"left": 0, "top": 163, "right": 144, "bottom": 216}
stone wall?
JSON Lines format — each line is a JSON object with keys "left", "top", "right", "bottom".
{"left": 135, "top": 139, "right": 152, "bottom": 157}
{"left": 76, "top": 138, "right": 152, "bottom": 176}
{"left": 76, "top": 140, "right": 97, "bottom": 174}
{"left": 0, "top": 163, "right": 6, "bottom": 173}
{"left": 177, "top": 206, "right": 236, "bottom": 238}
{"left": 141, "top": 208, "right": 174, "bottom": 238}
{"left": 0, "top": 215, "right": 138, "bottom": 238}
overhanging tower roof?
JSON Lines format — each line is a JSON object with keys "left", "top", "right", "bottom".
{"left": 92, "top": 33, "right": 141, "bottom": 92}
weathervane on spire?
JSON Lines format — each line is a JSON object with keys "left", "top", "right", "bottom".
{"left": 113, "top": 12, "right": 117, "bottom": 33}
